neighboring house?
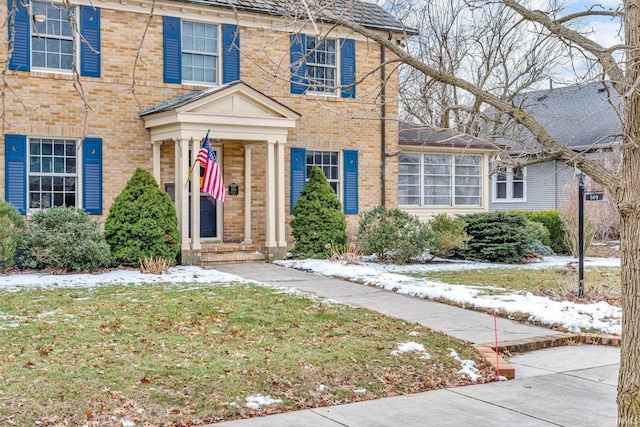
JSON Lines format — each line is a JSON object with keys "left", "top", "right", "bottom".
{"left": 488, "top": 81, "right": 622, "bottom": 211}
{"left": 2, "top": 0, "right": 410, "bottom": 264}
{"left": 397, "top": 123, "right": 496, "bottom": 222}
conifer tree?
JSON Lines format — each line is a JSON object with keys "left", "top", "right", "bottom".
{"left": 105, "top": 168, "right": 179, "bottom": 266}
{"left": 291, "top": 166, "right": 347, "bottom": 258}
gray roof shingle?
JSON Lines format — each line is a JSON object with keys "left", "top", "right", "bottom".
{"left": 175, "top": 0, "right": 413, "bottom": 33}
{"left": 399, "top": 123, "right": 497, "bottom": 150}
{"left": 509, "top": 81, "right": 622, "bottom": 150}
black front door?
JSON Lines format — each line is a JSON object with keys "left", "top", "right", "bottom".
{"left": 200, "top": 194, "right": 216, "bottom": 238}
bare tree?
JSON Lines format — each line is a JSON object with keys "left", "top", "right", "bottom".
{"left": 388, "top": 0, "right": 573, "bottom": 134}
{"left": 291, "top": 0, "right": 637, "bottom": 424}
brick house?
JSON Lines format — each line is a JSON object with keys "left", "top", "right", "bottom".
{"left": 2, "top": 0, "right": 409, "bottom": 265}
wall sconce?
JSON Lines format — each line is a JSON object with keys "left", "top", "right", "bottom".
{"left": 228, "top": 182, "right": 239, "bottom": 196}
{"left": 33, "top": 14, "right": 46, "bottom": 23}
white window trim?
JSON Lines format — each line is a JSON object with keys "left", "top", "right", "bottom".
{"left": 30, "top": 1, "right": 78, "bottom": 75}
{"left": 27, "top": 137, "right": 82, "bottom": 214}
{"left": 305, "top": 36, "right": 339, "bottom": 96}
{"left": 181, "top": 20, "right": 221, "bottom": 87}
{"left": 398, "top": 152, "right": 483, "bottom": 208}
{"left": 492, "top": 166, "right": 527, "bottom": 203}
{"left": 305, "top": 149, "right": 343, "bottom": 202}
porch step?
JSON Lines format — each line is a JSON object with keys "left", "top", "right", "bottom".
{"left": 200, "top": 243, "right": 265, "bottom": 266}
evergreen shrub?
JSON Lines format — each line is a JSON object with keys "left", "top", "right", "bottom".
{"left": 0, "top": 200, "right": 25, "bottom": 270}
{"left": 291, "top": 166, "right": 347, "bottom": 258}
{"left": 512, "top": 209, "right": 568, "bottom": 254}
{"left": 359, "top": 205, "right": 436, "bottom": 264}
{"left": 105, "top": 168, "right": 179, "bottom": 266}
{"left": 20, "top": 206, "right": 113, "bottom": 271}
{"left": 457, "top": 211, "right": 542, "bottom": 264}
{"left": 428, "top": 213, "right": 470, "bottom": 259}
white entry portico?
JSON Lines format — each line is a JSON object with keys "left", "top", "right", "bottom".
{"left": 140, "top": 81, "right": 300, "bottom": 264}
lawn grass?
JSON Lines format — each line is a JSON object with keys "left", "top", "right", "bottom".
{"left": 0, "top": 281, "right": 483, "bottom": 426}
{"left": 412, "top": 266, "right": 621, "bottom": 297}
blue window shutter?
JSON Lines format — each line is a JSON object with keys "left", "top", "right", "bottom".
{"left": 80, "top": 6, "right": 101, "bottom": 77}
{"left": 8, "top": 0, "right": 30, "bottom": 71}
{"left": 163, "top": 16, "right": 181, "bottom": 84}
{"left": 222, "top": 24, "right": 240, "bottom": 84}
{"left": 290, "top": 147, "right": 306, "bottom": 214}
{"left": 5, "top": 134, "right": 27, "bottom": 214}
{"left": 290, "top": 33, "right": 307, "bottom": 95}
{"left": 343, "top": 150, "right": 358, "bottom": 214}
{"left": 82, "top": 138, "right": 102, "bottom": 215}
{"left": 340, "top": 38, "right": 356, "bottom": 98}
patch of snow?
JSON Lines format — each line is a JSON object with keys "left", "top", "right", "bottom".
{"left": 245, "top": 393, "right": 282, "bottom": 409}
{"left": 390, "top": 342, "right": 431, "bottom": 359}
{"left": 276, "top": 257, "right": 622, "bottom": 335}
{"left": 449, "top": 349, "right": 481, "bottom": 382}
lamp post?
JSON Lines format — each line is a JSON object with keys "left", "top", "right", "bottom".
{"left": 577, "top": 172, "right": 585, "bottom": 298}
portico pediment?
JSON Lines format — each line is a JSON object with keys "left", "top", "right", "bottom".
{"left": 140, "top": 81, "right": 300, "bottom": 143}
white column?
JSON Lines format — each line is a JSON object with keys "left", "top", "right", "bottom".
{"left": 265, "top": 140, "right": 277, "bottom": 248}
{"left": 152, "top": 141, "right": 161, "bottom": 185}
{"left": 276, "top": 140, "right": 287, "bottom": 247}
{"left": 177, "top": 139, "right": 190, "bottom": 251}
{"left": 190, "top": 138, "right": 201, "bottom": 251}
{"left": 243, "top": 145, "right": 253, "bottom": 244}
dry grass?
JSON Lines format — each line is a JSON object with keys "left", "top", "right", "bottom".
{"left": 0, "top": 282, "right": 488, "bottom": 426}
{"left": 416, "top": 265, "right": 621, "bottom": 305}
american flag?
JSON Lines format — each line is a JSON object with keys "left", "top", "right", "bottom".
{"left": 197, "top": 135, "right": 226, "bottom": 202}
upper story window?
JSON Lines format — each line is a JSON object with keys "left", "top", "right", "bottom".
{"left": 31, "top": 2, "right": 74, "bottom": 72}
{"left": 290, "top": 34, "right": 355, "bottom": 98}
{"left": 494, "top": 167, "right": 526, "bottom": 202}
{"left": 163, "top": 17, "right": 239, "bottom": 86}
{"left": 306, "top": 150, "right": 340, "bottom": 197}
{"left": 399, "top": 153, "right": 482, "bottom": 207}
{"left": 182, "top": 21, "right": 219, "bottom": 85}
{"left": 8, "top": 1, "right": 100, "bottom": 76}
{"left": 306, "top": 37, "right": 337, "bottom": 94}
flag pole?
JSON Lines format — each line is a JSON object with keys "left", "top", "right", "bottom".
{"left": 186, "top": 130, "right": 212, "bottom": 189}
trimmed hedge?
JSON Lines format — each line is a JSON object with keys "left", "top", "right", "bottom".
{"left": 20, "top": 206, "right": 113, "bottom": 271}
{"left": 291, "top": 166, "right": 347, "bottom": 258}
{"left": 0, "top": 200, "right": 25, "bottom": 270}
{"left": 511, "top": 210, "right": 568, "bottom": 254}
{"left": 359, "top": 205, "right": 436, "bottom": 264}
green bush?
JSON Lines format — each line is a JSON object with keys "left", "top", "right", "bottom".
{"left": 291, "top": 166, "right": 347, "bottom": 258}
{"left": 512, "top": 210, "right": 568, "bottom": 254}
{"left": 0, "top": 200, "right": 25, "bottom": 270}
{"left": 428, "top": 214, "right": 470, "bottom": 259}
{"left": 359, "top": 205, "right": 437, "bottom": 264}
{"left": 457, "top": 211, "right": 542, "bottom": 264}
{"left": 105, "top": 168, "right": 180, "bottom": 266}
{"left": 20, "top": 206, "right": 113, "bottom": 271}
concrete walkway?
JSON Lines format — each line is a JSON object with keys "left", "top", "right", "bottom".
{"left": 211, "top": 263, "right": 620, "bottom": 427}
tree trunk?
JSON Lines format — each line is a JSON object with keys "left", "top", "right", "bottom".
{"left": 617, "top": 2, "right": 640, "bottom": 425}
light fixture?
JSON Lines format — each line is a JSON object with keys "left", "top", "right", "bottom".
{"left": 33, "top": 14, "right": 46, "bottom": 23}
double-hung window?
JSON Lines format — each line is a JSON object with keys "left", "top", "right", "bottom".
{"left": 399, "top": 153, "right": 482, "bottom": 207}
{"left": 290, "top": 147, "right": 358, "bottom": 214}
{"left": 306, "top": 150, "right": 340, "bottom": 197}
{"left": 163, "top": 17, "right": 239, "bottom": 85}
{"left": 290, "top": 34, "right": 355, "bottom": 98}
{"left": 28, "top": 138, "right": 78, "bottom": 209}
{"left": 31, "top": 2, "right": 73, "bottom": 71}
{"left": 5, "top": 134, "right": 102, "bottom": 215}
{"left": 8, "top": 1, "right": 100, "bottom": 76}
{"left": 305, "top": 37, "right": 337, "bottom": 94}
{"left": 181, "top": 21, "right": 219, "bottom": 85}
{"left": 494, "top": 167, "right": 525, "bottom": 201}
